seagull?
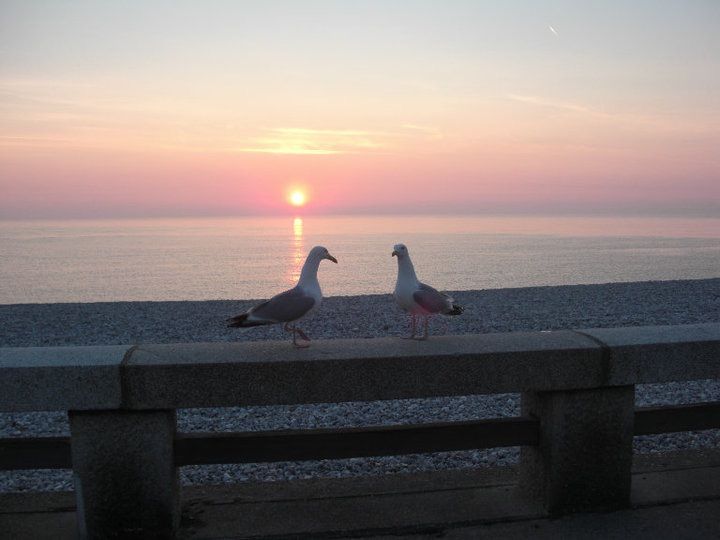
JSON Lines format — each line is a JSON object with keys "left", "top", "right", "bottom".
{"left": 392, "top": 243, "right": 463, "bottom": 340}
{"left": 227, "top": 246, "right": 338, "bottom": 347}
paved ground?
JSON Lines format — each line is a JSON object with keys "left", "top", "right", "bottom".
{"left": 370, "top": 499, "right": 720, "bottom": 540}
{"left": 2, "top": 450, "right": 719, "bottom": 539}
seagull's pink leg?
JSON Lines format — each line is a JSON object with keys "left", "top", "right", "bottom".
{"left": 401, "top": 314, "right": 417, "bottom": 339}
{"left": 291, "top": 324, "right": 310, "bottom": 348}
{"left": 295, "top": 326, "right": 310, "bottom": 341}
{"left": 285, "top": 323, "right": 309, "bottom": 348}
{"left": 416, "top": 316, "right": 430, "bottom": 341}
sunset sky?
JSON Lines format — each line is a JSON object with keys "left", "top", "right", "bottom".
{"left": 1, "top": 0, "right": 718, "bottom": 219}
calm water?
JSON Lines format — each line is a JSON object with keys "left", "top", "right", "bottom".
{"left": 1, "top": 215, "right": 719, "bottom": 304}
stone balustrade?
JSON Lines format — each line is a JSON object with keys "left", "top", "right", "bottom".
{"left": 1, "top": 323, "right": 718, "bottom": 538}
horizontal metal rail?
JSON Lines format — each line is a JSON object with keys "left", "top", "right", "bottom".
{"left": 634, "top": 402, "right": 720, "bottom": 436}
{"left": 174, "top": 416, "right": 538, "bottom": 466}
{"left": 2, "top": 401, "right": 719, "bottom": 471}
{"left": 0, "top": 437, "right": 71, "bottom": 470}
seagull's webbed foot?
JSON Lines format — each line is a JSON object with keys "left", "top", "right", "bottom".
{"left": 292, "top": 337, "right": 310, "bottom": 349}
{"left": 285, "top": 323, "right": 311, "bottom": 348}
{"left": 292, "top": 330, "right": 311, "bottom": 348}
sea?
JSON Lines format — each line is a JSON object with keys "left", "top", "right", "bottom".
{"left": 1, "top": 215, "right": 719, "bottom": 304}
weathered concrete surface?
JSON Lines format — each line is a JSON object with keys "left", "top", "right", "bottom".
{"left": 1, "top": 452, "right": 719, "bottom": 539}
{"left": 69, "top": 410, "right": 179, "bottom": 538}
{"left": 2, "top": 324, "right": 718, "bottom": 411}
{"left": 124, "top": 331, "right": 606, "bottom": 408}
{"left": 0, "top": 345, "right": 128, "bottom": 412}
{"left": 519, "top": 386, "right": 635, "bottom": 514}
{"left": 578, "top": 323, "right": 720, "bottom": 385}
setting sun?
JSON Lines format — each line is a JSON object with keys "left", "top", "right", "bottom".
{"left": 289, "top": 190, "right": 307, "bottom": 207}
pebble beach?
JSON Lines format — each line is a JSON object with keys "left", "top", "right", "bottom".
{"left": 1, "top": 278, "right": 719, "bottom": 492}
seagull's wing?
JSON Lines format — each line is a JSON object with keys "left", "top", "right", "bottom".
{"left": 413, "top": 282, "right": 453, "bottom": 314}
{"left": 227, "top": 287, "right": 315, "bottom": 327}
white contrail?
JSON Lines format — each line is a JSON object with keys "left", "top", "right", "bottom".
{"left": 548, "top": 25, "right": 559, "bottom": 37}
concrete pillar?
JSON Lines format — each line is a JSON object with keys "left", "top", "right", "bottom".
{"left": 519, "top": 385, "right": 635, "bottom": 515}
{"left": 69, "top": 410, "right": 179, "bottom": 539}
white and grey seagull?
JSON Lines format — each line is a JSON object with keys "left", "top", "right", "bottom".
{"left": 227, "top": 246, "right": 338, "bottom": 347}
{"left": 392, "top": 243, "right": 463, "bottom": 340}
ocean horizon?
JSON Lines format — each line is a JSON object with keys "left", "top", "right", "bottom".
{"left": 1, "top": 214, "right": 719, "bottom": 305}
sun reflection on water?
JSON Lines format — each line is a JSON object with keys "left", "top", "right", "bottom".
{"left": 288, "top": 217, "right": 304, "bottom": 284}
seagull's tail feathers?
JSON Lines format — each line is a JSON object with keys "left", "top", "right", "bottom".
{"left": 446, "top": 304, "right": 464, "bottom": 316}
{"left": 226, "top": 313, "right": 270, "bottom": 328}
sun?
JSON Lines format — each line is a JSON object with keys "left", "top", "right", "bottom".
{"left": 289, "top": 190, "right": 307, "bottom": 207}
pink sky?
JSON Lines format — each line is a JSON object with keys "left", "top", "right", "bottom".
{"left": 1, "top": 1, "right": 719, "bottom": 219}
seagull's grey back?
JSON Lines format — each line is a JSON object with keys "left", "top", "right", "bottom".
{"left": 413, "top": 282, "right": 453, "bottom": 314}
{"left": 250, "top": 286, "right": 316, "bottom": 323}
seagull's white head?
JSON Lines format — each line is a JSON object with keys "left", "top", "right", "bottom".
{"left": 308, "top": 245, "right": 338, "bottom": 264}
{"left": 391, "top": 243, "right": 408, "bottom": 258}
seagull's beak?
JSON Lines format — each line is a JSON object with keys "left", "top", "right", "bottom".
{"left": 326, "top": 253, "right": 338, "bottom": 264}
{"left": 391, "top": 250, "right": 398, "bottom": 257}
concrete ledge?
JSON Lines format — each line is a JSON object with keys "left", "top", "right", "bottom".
{"left": 1, "top": 323, "right": 718, "bottom": 412}
{"left": 124, "top": 331, "right": 603, "bottom": 408}
{"left": 0, "top": 346, "right": 128, "bottom": 412}
{"left": 579, "top": 323, "right": 720, "bottom": 385}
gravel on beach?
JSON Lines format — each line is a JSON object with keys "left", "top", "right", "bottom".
{"left": 1, "top": 278, "right": 719, "bottom": 492}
